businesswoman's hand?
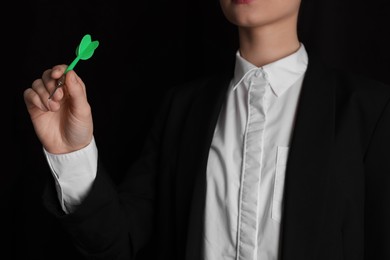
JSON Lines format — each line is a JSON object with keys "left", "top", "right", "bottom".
{"left": 23, "top": 65, "right": 93, "bottom": 154}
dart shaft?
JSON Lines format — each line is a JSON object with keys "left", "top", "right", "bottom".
{"left": 48, "top": 74, "right": 66, "bottom": 100}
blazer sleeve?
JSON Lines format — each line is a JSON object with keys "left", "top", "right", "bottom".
{"left": 42, "top": 87, "right": 177, "bottom": 260}
{"left": 364, "top": 97, "right": 390, "bottom": 259}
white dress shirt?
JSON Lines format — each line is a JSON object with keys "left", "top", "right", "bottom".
{"left": 44, "top": 44, "right": 308, "bottom": 259}
{"left": 203, "top": 44, "right": 308, "bottom": 260}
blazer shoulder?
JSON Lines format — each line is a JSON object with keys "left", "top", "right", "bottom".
{"left": 336, "top": 68, "right": 390, "bottom": 98}
{"left": 307, "top": 54, "right": 390, "bottom": 100}
{"left": 307, "top": 55, "right": 390, "bottom": 111}
{"left": 324, "top": 63, "right": 390, "bottom": 101}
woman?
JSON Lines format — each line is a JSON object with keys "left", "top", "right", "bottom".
{"left": 23, "top": 0, "right": 390, "bottom": 259}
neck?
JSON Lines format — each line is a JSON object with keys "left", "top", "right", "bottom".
{"left": 238, "top": 16, "right": 301, "bottom": 67}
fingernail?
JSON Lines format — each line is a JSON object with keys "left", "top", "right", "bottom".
{"left": 71, "top": 73, "right": 77, "bottom": 83}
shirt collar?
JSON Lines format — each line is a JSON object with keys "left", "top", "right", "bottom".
{"left": 232, "top": 43, "right": 308, "bottom": 97}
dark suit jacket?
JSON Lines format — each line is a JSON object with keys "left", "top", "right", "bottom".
{"left": 43, "top": 55, "right": 390, "bottom": 260}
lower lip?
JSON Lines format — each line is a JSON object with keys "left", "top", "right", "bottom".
{"left": 233, "top": 0, "right": 253, "bottom": 4}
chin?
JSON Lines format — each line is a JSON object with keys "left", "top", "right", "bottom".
{"left": 224, "top": 11, "right": 272, "bottom": 28}
{"left": 219, "top": 0, "right": 301, "bottom": 29}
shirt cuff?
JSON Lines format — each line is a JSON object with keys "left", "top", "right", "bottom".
{"left": 43, "top": 137, "right": 98, "bottom": 214}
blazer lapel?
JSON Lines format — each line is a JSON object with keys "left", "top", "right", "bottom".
{"left": 173, "top": 74, "right": 232, "bottom": 260}
{"left": 280, "top": 58, "right": 336, "bottom": 260}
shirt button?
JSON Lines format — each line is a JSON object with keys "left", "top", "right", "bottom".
{"left": 255, "top": 69, "right": 263, "bottom": 77}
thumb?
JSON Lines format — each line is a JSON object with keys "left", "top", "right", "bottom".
{"left": 64, "top": 70, "right": 88, "bottom": 106}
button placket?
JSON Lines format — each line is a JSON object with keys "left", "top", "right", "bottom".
{"left": 237, "top": 70, "right": 268, "bottom": 260}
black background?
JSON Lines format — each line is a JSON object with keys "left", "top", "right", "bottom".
{"left": 7, "top": 0, "right": 390, "bottom": 259}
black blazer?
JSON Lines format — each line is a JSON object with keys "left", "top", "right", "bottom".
{"left": 43, "top": 55, "right": 390, "bottom": 260}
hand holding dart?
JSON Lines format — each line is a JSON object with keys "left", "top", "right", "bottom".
{"left": 48, "top": 34, "right": 99, "bottom": 99}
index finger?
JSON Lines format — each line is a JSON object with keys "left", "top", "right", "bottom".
{"left": 40, "top": 65, "right": 67, "bottom": 98}
{"left": 42, "top": 64, "right": 68, "bottom": 83}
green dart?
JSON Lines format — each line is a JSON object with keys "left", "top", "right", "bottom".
{"left": 48, "top": 34, "right": 99, "bottom": 99}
